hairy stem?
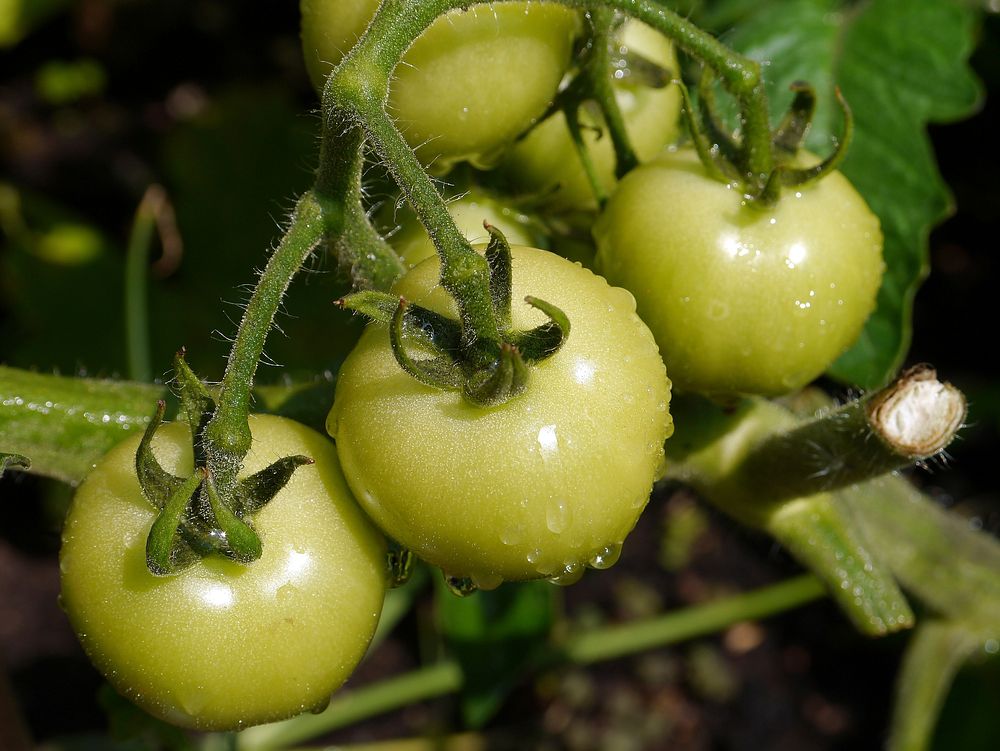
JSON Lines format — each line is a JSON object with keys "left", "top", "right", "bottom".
{"left": 743, "top": 366, "right": 965, "bottom": 503}
{"left": 888, "top": 620, "right": 982, "bottom": 751}
{"left": 315, "top": 122, "right": 405, "bottom": 292}
{"left": 204, "top": 193, "right": 325, "bottom": 471}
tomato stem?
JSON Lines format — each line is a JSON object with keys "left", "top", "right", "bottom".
{"left": 584, "top": 8, "right": 640, "bottom": 180}
{"left": 742, "top": 366, "right": 966, "bottom": 504}
{"left": 314, "top": 121, "right": 405, "bottom": 291}
{"left": 205, "top": 192, "right": 325, "bottom": 471}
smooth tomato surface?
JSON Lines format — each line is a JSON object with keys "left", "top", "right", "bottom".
{"left": 501, "top": 20, "right": 681, "bottom": 212}
{"left": 328, "top": 246, "right": 673, "bottom": 588}
{"left": 594, "top": 147, "right": 884, "bottom": 398}
{"left": 60, "top": 415, "right": 387, "bottom": 731}
{"left": 301, "top": 0, "right": 580, "bottom": 171}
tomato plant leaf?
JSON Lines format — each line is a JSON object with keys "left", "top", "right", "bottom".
{"left": 717, "top": 0, "right": 982, "bottom": 388}
{"left": 436, "top": 579, "right": 555, "bottom": 728}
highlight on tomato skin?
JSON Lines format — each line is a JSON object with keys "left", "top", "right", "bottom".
{"left": 300, "top": 0, "right": 582, "bottom": 171}
{"left": 59, "top": 415, "right": 387, "bottom": 732}
{"left": 593, "top": 146, "right": 885, "bottom": 399}
{"left": 328, "top": 245, "right": 673, "bottom": 590}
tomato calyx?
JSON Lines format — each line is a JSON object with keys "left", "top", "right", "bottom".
{"left": 678, "top": 75, "right": 854, "bottom": 205}
{"left": 338, "top": 225, "right": 570, "bottom": 408}
{"left": 136, "top": 352, "right": 313, "bottom": 576}
{"left": 521, "top": 9, "right": 675, "bottom": 209}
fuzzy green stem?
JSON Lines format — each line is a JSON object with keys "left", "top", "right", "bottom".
{"left": 235, "top": 661, "right": 463, "bottom": 751}
{"left": 204, "top": 192, "right": 325, "bottom": 468}
{"left": 322, "top": 0, "right": 774, "bottom": 349}
{"left": 232, "top": 576, "right": 824, "bottom": 751}
{"left": 564, "top": 574, "right": 824, "bottom": 663}
{"left": 591, "top": 0, "right": 772, "bottom": 184}
{"left": 124, "top": 187, "right": 160, "bottom": 383}
{"left": 585, "top": 8, "right": 639, "bottom": 179}
{"left": 888, "top": 620, "right": 981, "bottom": 751}
{"left": 323, "top": 0, "right": 496, "bottom": 344}
{"left": 766, "top": 495, "right": 913, "bottom": 635}
{"left": 741, "top": 366, "right": 965, "bottom": 504}
{"left": 314, "top": 121, "right": 405, "bottom": 292}
{"left": 841, "top": 475, "right": 1000, "bottom": 631}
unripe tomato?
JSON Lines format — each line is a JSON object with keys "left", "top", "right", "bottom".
{"left": 594, "top": 147, "right": 884, "bottom": 398}
{"left": 329, "top": 246, "right": 673, "bottom": 589}
{"left": 60, "top": 415, "right": 387, "bottom": 731}
{"left": 301, "top": 0, "right": 581, "bottom": 171}
{"left": 500, "top": 20, "right": 681, "bottom": 212}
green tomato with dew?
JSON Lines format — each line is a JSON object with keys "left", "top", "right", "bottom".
{"left": 60, "top": 415, "right": 387, "bottom": 731}
{"left": 594, "top": 146, "right": 884, "bottom": 398}
{"left": 328, "top": 245, "right": 673, "bottom": 589}
{"left": 301, "top": 0, "right": 581, "bottom": 172}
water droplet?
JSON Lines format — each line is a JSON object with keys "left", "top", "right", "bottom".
{"left": 179, "top": 689, "right": 208, "bottom": 716}
{"left": 548, "top": 562, "right": 584, "bottom": 586}
{"left": 276, "top": 583, "right": 297, "bottom": 602}
{"left": 546, "top": 499, "right": 571, "bottom": 534}
{"left": 500, "top": 520, "right": 523, "bottom": 546}
{"left": 588, "top": 542, "right": 622, "bottom": 570}
{"left": 471, "top": 571, "right": 503, "bottom": 591}
{"left": 526, "top": 548, "right": 541, "bottom": 564}
{"left": 443, "top": 574, "right": 478, "bottom": 597}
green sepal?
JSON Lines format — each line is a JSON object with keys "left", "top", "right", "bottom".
{"left": 135, "top": 400, "right": 184, "bottom": 509}
{"left": 772, "top": 81, "right": 817, "bottom": 157}
{"left": 203, "top": 470, "right": 262, "bottom": 564}
{"left": 387, "top": 542, "right": 415, "bottom": 588}
{"left": 485, "top": 223, "right": 512, "bottom": 332}
{"left": 675, "top": 77, "right": 734, "bottom": 184}
{"left": 779, "top": 87, "right": 854, "bottom": 187}
{"left": 511, "top": 296, "right": 571, "bottom": 363}
{"left": 339, "top": 290, "right": 462, "bottom": 352}
{"left": 172, "top": 349, "right": 215, "bottom": 464}
{"left": 389, "top": 298, "right": 465, "bottom": 391}
{"left": 235, "top": 454, "right": 314, "bottom": 515}
{"left": 696, "top": 69, "right": 742, "bottom": 172}
{"left": 146, "top": 468, "right": 205, "bottom": 576}
{"left": 0, "top": 453, "right": 30, "bottom": 477}
{"left": 463, "top": 343, "right": 529, "bottom": 408}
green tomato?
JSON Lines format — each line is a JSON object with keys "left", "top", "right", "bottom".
{"left": 60, "top": 415, "right": 387, "bottom": 731}
{"left": 385, "top": 189, "right": 544, "bottom": 269}
{"left": 594, "top": 147, "right": 884, "bottom": 398}
{"left": 301, "top": 0, "right": 580, "bottom": 171}
{"left": 500, "top": 20, "right": 681, "bottom": 212}
{"left": 328, "top": 246, "right": 673, "bottom": 589}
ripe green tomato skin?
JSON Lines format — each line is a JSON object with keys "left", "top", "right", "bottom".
{"left": 60, "top": 415, "right": 387, "bottom": 731}
{"left": 501, "top": 20, "right": 681, "bottom": 212}
{"left": 594, "top": 147, "right": 884, "bottom": 398}
{"left": 328, "top": 246, "right": 673, "bottom": 588}
{"left": 301, "top": 0, "right": 580, "bottom": 171}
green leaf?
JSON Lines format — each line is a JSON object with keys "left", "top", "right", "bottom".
{"left": 719, "top": 0, "right": 982, "bottom": 388}
{"left": 435, "top": 579, "right": 555, "bottom": 728}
